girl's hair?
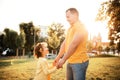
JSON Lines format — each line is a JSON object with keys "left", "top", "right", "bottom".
{"left": 34, "top": 43, "right": 43, "bottom": 58}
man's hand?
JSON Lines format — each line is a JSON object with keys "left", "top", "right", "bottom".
{"left": 56, "top": 59, "right": 66, "bottom": 69}
{"left": 53, "top": 56, "right": 60, "bottom": 66}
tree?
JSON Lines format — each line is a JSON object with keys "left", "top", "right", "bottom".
{"left": 19, "top": 22, "right": 40, "bottom": 53}
{"left": 97, "top": 46, "right": 103, "bottom": 54}
{"left": 0, "top": 32, "right": 5, "bottom": 54}
{"left": 87, "top": 41, "right": 93, "bottom": 52}
{"left": 33, "top": 27, "right": 41, "bottom": 44}
{"left": 47, "top": 23, "right": 65, "bottom": 54}
{"left": 105, "top": 46, "right": 110, "bottom": 54}
{"left": 96, "top": 0, "right": 120, "bottom": 52}
{"left": 3, "top": 28, "right": 18, "bottom": 49}
{"left": 17, "top": 30, "right": 26, "bottom": 48}
{"left": 116, "top": 40, "right": 120, "bottom": 54}
{"left": 2, "top": 28, "right": 20, "bottom": 56}
{"left": 15, "top": 30, "right": 26, "bottom": 57}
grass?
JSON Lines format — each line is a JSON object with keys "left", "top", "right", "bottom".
{"left": 0, "top": 56, "right": 120, "bottom": 80}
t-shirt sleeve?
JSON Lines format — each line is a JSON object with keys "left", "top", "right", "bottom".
{"left": 75, "top": 24, "right": 88, "bottom": 36}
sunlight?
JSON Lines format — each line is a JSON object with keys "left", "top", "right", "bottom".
{"left": 82, "top": 18, "right": 109, "bottom": 42}
{"left": 79, "top": 0, "right": 109, "bottom": 42}
{"left": 0, "top": 0, "right": 108, "bottom": 42}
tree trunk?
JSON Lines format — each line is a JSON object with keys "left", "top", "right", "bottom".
{"left": 16, "top": 48, "right": 18, "bottom": 58}
{"left": 22, "top": 48, "right": 25, "bottom": 58}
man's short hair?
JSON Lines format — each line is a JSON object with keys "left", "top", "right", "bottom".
{"left": 66, "top": 8, "right": 79, "bottom": 16}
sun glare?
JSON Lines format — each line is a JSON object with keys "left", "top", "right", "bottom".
{"left": 79, "top": 0, "right": 108, "bottom": 42}
{"left": 82, "top": 18, "right": 109, "bottom": 42}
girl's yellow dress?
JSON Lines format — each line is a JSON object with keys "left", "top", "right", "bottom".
{"left": 34, "top": 58, "right": 56, "bottom": 80}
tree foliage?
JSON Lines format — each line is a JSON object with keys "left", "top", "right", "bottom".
{"left": 17, "top": 30, "right": 26, "bottom": 48}
{"left": 47, "top": 23, "right": 65, "bottom": 53}
{"left": 0, "top": 32, "right": 4, "bottom": 50}
{"left": 87, "top": 41, "right": 93, "bottom": 52}
{"left": 96, "top": 0, "right": 120, "bottom": 51}
{"left": 3, "top": 28, "right": 19, "bottom": 50}
{"left": 0, "top": 28, "right": 24, "bottom": 56}
{"left": 19, "top": 22, "right": 40, "bottom": 52}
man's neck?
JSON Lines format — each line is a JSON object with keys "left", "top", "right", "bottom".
{"left": 70, "top": 19, "right": 79, "bottom": 26}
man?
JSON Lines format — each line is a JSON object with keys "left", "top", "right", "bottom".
{"left": 53, "top": 8, "right": 89, "bottom": 80}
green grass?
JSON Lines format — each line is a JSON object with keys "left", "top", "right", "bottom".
{"left": 0, "top": 58, "right": 31, "bottom": 67}
{"left": 0, "top": 57, "right": 120, "bottom": 80}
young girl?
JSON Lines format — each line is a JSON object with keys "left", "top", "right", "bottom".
{"left": 33, "top": 42, "right": 56, "bottom": 80}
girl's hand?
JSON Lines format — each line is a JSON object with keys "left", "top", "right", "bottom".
{"left": 53, "top": 56, "right": 60, "bottom": 66}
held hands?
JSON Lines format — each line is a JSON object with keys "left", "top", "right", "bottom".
{"left": 53, "top": 57, "right": 60, "bottom": 66}
{"left": 56, "top": 59, "right": 65, "bottom": 69}
{"left": 53, "top": 57, "right": 66, "bottom": 69}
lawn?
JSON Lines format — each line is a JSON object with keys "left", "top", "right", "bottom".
{"left": 0, "top": 56, "right": 120, "bottom": 80}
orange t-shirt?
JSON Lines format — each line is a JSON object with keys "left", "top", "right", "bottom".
{"left": 65, "top": 20, "right": 89, "bottom": 63}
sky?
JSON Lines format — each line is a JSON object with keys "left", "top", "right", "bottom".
{"left": 0, "top": 0, "right": 108, "bottom": 42}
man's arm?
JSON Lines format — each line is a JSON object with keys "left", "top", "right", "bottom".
{"left": 57, "top": 31, "right": 84, "bottom": 68}
{"left": 53, "top": 39, "right": 66, "bottom": 66}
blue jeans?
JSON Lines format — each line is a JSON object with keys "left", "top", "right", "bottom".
{"left": 66, "top": 60, "right": 89, "bottom": 80}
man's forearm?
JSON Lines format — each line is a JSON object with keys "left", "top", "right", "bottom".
{"left": 62, "top": 32, "right": 83, "bottom": 62}
{"left": 56, "top": 42, "right": 78, "bottom": 69}
{"left": 57, "top": 40, "right": 65, "bottom": 58}
{"left": 62, "top": 41, "right": 78, "bottom": 61}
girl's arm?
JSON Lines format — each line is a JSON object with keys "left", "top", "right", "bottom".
{"left": 41, "top": 60, "right": 57, "bottom": 75}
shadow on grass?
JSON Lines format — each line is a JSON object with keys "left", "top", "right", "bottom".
{"left": 0, "top": 61, "right": 11, "bottom": 66}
